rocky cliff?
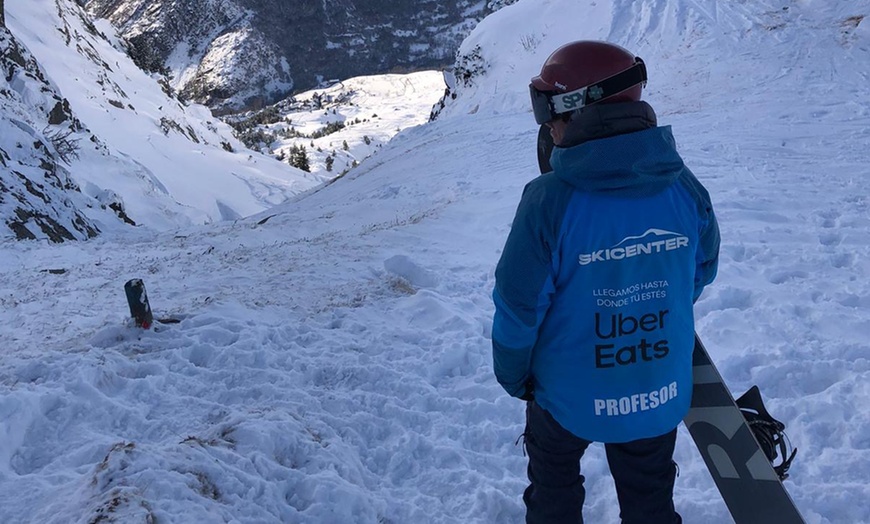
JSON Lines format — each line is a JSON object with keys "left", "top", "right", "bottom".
{"left": 84, "top": 0, "right": 514, "bottom": 113}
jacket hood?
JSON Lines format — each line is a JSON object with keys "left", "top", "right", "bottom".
{"left": 550, "top": 102, "right": 686, "bottom": 196}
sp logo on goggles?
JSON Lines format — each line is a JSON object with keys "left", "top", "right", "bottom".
{"left": 552, "top": 85, "right": 606, "bottom": 113}
{"left": 553, "top": 87, "right": 589, "bottom": 112}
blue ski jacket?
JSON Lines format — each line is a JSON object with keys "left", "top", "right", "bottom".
{"left": 493, "top": 116, "right": 719, "bottom": 443}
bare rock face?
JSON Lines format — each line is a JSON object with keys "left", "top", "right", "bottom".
{"left": 84, "top": 0, "right": 512, "bottom": 113}
{"left": 1, "top": 27, "right": 100, "bottom": 242}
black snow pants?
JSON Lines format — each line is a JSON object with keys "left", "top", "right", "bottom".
{"left": 523, "top": 400, "right": 681, "bottom": 524}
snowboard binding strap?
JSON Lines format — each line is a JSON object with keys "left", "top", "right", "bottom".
{"left": 736, "top": 385, "right": 798, "bottom": 480}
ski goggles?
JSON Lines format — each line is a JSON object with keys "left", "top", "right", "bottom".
{"left": 529, "top": 57, "right": 648, "bottom": 125}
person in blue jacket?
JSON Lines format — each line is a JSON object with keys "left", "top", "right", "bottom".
{"left": 492, "top": 41, "right": 719, "bottom": 524}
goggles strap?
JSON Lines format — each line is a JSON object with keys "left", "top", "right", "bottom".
{"left": 551, "top": 58, "right": 647, "bottom": 114}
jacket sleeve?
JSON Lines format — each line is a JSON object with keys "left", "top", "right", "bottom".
{"left": 492, "top": 181, "right": 559, "bottom": 397}
{"left": 680, "top": 170, "right": 720, "bottom": 302}
{"left": 694, "top": 204, "right": 719, "bottom": 301}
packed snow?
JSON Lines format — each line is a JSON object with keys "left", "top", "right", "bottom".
{"left": 2, "top": 0, "right": 870, "bottom": 523}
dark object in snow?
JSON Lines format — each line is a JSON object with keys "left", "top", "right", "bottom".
{"left": 124, "top": 278, "right": 153, "bottom": 329}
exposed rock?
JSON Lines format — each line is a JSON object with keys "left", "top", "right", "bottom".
{"left": 1, "top": 27, "right": 100, "bottom": 242}
{"left": 84, "top": 0, "right": 512, "bottom": 113}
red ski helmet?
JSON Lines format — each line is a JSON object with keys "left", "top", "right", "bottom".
{"left": 529, "top": 41, "right": 647, "bottom": 124}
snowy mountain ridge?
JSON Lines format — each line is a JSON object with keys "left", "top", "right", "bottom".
{"left": 2, "top": 0, "right": 330, "bottom": 240}
{"left": 83, "top": 0, "right": 516, "bottom": 113}
{"left": 2, "top": 0, "right": 447, "bottom": 241}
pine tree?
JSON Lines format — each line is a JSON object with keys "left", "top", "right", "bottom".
{"left": 289, "top": 144, "right": 310, "bottom": 172}
{"left": 325, "top": 155, "right": 334, "bottom": 172}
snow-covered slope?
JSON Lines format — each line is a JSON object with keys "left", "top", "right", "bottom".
{"left": 1, "top": 0, "right": 869, "bottom": 523}
{"left": 230, "top": 71, "right": 446, "bottom": 178}
{"left": 6, "top": 0, "right": 320, "bottom": 230}
{"left": 0, "top": 27, "right": 107, "bottom": 242}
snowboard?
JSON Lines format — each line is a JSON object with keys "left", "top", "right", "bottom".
{"left": 686, "top": 335, "right": 803, "bottom": 523}
{"left": 535, "top": 124, "right": 804, "bottom": 523}
{"left": 536, "top": 124, "right": 554, "bottom": 173}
